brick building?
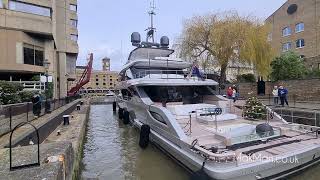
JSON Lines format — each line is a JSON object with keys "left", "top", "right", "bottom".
{"left": 266, "top": 0, "right": 320, "bottom": 70}
{"left": 71, "top": 58, "right": 118, "bottom": 91}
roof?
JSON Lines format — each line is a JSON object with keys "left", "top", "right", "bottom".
{"left": 265, "top": 0, "right": 290, "bottom": 21}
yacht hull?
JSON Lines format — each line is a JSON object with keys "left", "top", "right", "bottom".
{"left": 118, "top": 100, "right": 320, "bottom": 180}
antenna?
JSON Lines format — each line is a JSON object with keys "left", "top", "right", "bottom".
{"left": 146, "top": 0, "right": 156, "bottom": 43}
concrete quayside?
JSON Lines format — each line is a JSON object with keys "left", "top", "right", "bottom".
{"left": 0, "top": 98, "right": 90, "bottom": 180}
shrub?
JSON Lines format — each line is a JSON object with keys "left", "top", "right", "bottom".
{"left": 270, "top": 51, "right": 308, "bottom": 81}
{"left": 243, "top": 97, "right": 267, "bottom": 120}
{"left": 0, "top": 93, "right": 21, "bottom": 105}
{"left": 19, "top": 91, "right": 37, "bottom": 102}
{"left": 306, "top": 69, "right": 320, "bottom": 79}
{"left": 0, "top": 81, "right": 23, "bottom": 93}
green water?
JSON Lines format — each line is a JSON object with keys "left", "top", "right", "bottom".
{"left": 81, "top": 104, "right": 189, "bottom": 180}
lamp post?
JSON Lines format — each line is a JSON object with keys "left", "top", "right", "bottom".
{"left": 43, "top": 59, "right": 51, "bottom": 113}
{"left": 66, "top": 74, "right": 69, "bottom": 93}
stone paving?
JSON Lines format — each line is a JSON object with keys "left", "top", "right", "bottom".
{"left": 0, "top": 142, "right": 74, "bottom": 180}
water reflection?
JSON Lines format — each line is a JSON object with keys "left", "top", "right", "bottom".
{"left": 81, "top": 105, "right": 189, "bottom": 180}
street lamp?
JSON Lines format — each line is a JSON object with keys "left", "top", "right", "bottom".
{"left": 43, "top": 59, "right": 51, "bottom": 113}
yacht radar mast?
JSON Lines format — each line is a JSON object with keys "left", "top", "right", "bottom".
{"left": 146, "top": 0, "right": 156, "bottom": 43}
{"left": 130, "top": 0, "right": 169, "bottom": 49}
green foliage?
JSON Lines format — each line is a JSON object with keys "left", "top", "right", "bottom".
{"left": 306, "top": 69, "right": 320, "bottom": 79}
{"left": 31, "top": 75, "right": 40, "bottom": 81}
{"left": 44, "top": 82, "right": 54, "bottom": 99}
{"left": 19, "top": 91, "right": 37, "bottom": 102}
{"left": 270, "top": 51, "right": 308, "bottom": 81}
{"left": 0, "top": 81, "right": 39, "bottom": 105}
{"left": 0, "top": 81, "right": 23, "bottom": 94}
{"left": 243, "top": 97, "right": 266, "bottom": 120}
{"left": 237, "top": 74, "right": 256, "bottom": 83}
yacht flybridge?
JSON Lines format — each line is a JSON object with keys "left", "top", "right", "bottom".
{"left": 115, "top": 6, "right": 320, "bottom": 180}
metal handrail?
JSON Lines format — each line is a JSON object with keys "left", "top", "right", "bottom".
{"left": 241, "top": 104, "right": 319, "bottom": 127}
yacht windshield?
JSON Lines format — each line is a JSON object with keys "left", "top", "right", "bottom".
{"left": 128, "top": 47, "right": 174, "bottom": 61}
{"left": 140, "top": 86, "right": 216, "bottom": 104}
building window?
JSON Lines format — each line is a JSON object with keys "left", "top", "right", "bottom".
{"left": 23, "top": 44, "right": 44, "bottom": 66}
{"left": 96, "top": 79, "right": 99, "bottom": 81}
{"left": 282, "top": 27, "right": 291, "bottom": 37}
{"left": 110, "top": 79, "right": 112, "bottom": 82}
{"left": 103, "top": 79, "right": 106, "bottom": 81}
{"left": 282, "top": 42, "right": 291, "bottom": 52}
{"left": 70, "top": 34, "right": 78, "bottom": 42}
{"left": 318, "top": 63, "right": 320, "bottom": 70}
{"left": 96, "top": 83, "right": 99, "bottom": 86}
{"left": 103, "top": 83, "right": 106, "bottom": 86}
{"left": 267, "top": 33, "right": 272, "bottom": 41}
{"left": 295, "top": 23, "right": 304, "bottom": 33}
{"left": 70, "top": 4, "right": 77, "bottom": 12}
{"left": 296, "top": 39, "right": 305, "bottom": 48}
{"left": 0, "top": 1, "right": 3, "bottom": 8}
{"left": 9, "top": 1, "right": 51, "bottom": 17}
{"left": 110, "top": 83, "right": 113, "bottom": 86}
{"left": 70, "top": 19, "right": 77, "bottom": 28}
{"left": 299, "top": 55, "right": 305, "bottom": 59}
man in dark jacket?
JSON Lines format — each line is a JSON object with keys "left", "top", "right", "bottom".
{"left": 278, "top": 86, "right": 289, "bottom": 107}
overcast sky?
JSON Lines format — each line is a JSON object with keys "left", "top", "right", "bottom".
{"left": 77, "top": 0, "right": 287, "bottom": 71}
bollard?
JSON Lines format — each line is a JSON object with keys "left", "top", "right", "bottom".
{"left": 76, "top": 104, "right": 81, "bottom": 111}
{"left": 113, "top": 102, "right": 117, "bottom": 112}
{"left": 80, "top": 101, "right": 84, "bottom": 105}
{"left": 63, "top": 115, "right": 70, "bottom": 125}
{"left": 123, "top": 111, "right": 130, "bottom": 125}
{"left": 118, "top": 108, "right": 124, "bottom": 119}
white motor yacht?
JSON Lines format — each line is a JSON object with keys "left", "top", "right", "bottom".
{"left": 116, "top": 8, "right": 320, "bottom": 180}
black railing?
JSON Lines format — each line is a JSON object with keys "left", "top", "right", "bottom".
{"left": 258, "top": 93, "right": 320, "bottom": 110}
{"left": 0, "top": 95, "right": 80, "bottom": 137}
{"left": 9, "top": 122, "right": 40, "bottom": 171}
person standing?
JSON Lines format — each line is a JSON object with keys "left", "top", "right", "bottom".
{"left": 32, "top": 92, "right": 42, "bottom": 118}
{"left": 232, "top": 88, "right": 237, "bottom": 103}
{"left": 278, "top": 86, "right": 289, "bottom": 107}
{"left": 227, "top": 87, "right": 233, "bottom": 99}
{"left": 272, "top": 86, "right": 279, "bottom": 106}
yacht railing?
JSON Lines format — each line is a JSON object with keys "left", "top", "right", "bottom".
{"left": 133, "top": 70, "right": 208, "bottom": 80}
{"left": 133, "top": 70, "right": 185, "bottom": 79}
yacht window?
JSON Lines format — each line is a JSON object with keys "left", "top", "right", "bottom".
{"left": 142, "top": 86, "right": 216, "bottom": 104}
{"left": 121, "top": 89, "right": 132, "bottom": 100}
{"left": 150, "top": 111, "right": 167, "bottom": 125}
{"left": 128, "top": 87, "right": 140, "bottom": 97}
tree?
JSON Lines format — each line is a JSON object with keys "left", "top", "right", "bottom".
{"left": 180, "top": 12, "right": 274, "bottom": 86}
{"left": 270, "top": 51, "right": 307, "bottom": 81}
